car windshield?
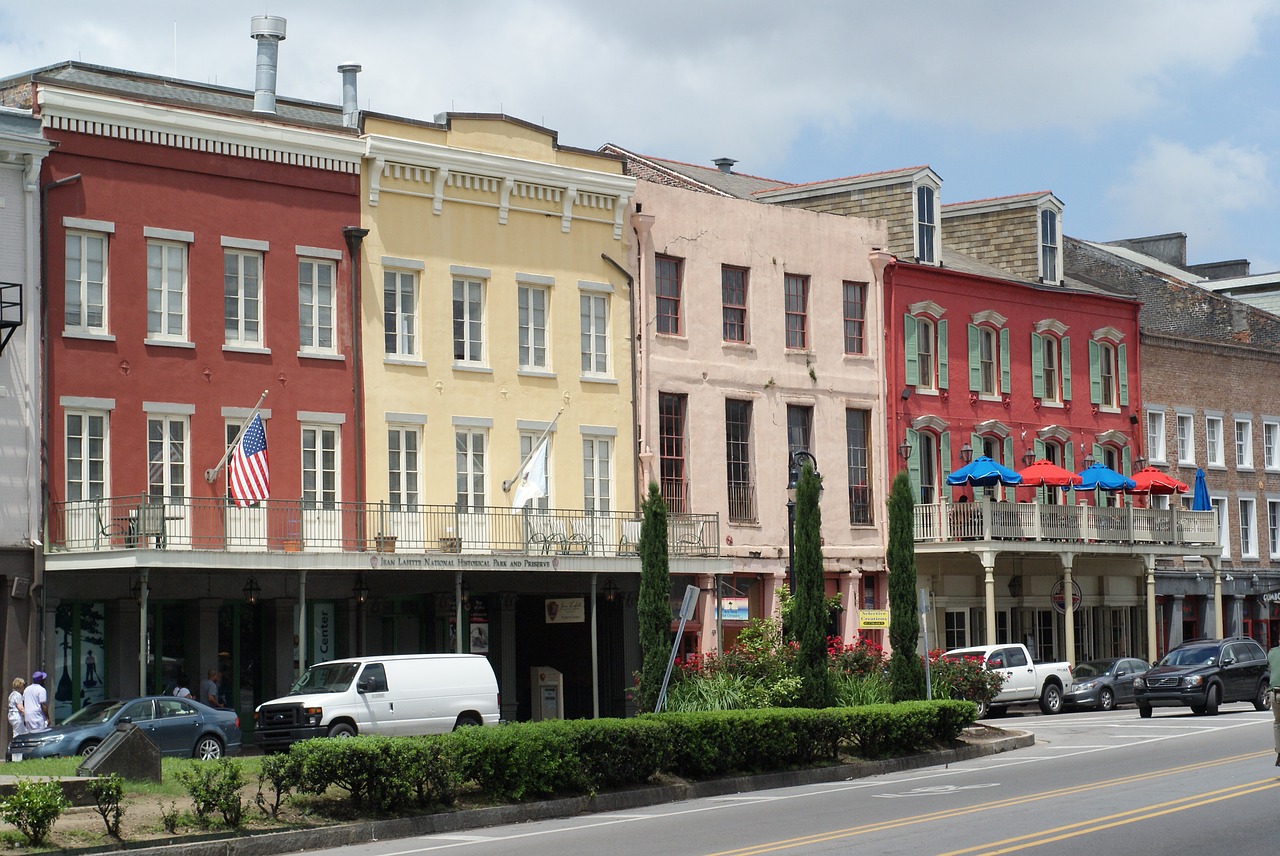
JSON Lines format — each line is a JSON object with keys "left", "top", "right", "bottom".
{"left": 62, "top": 700, "right": 126, "bottom": 725}
{"left": 1072, "top": 661, "right": 1114, "bottom": 678}
{"left": 1160, "top": 645, "right": 1219, "bottom": 667}
{"left": 289, "top": 662, "right": 360, "bottom": 695}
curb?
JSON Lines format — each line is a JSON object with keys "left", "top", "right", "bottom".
{"left": 115, "top": 729, "right": 1033, "bottom": 856}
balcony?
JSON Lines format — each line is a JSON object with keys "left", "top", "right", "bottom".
{"left": 48, "top": 496, "right": 720, "bottom": 558}
{"left": 913, "top": 499, "right": 1218, "bottom": 548}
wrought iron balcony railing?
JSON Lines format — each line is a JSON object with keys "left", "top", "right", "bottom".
{"left": 48, "top": 495, "right": 720, "bottom": 558}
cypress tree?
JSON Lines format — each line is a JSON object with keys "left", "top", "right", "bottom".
{"left": 792, "top": 461, "right": 832, "bottom": 707}
{"left": 888, "top": 470, "right": 926, "bottom": 701}
{"left": 635, "top": 482, "right": 671, "bottom": 712}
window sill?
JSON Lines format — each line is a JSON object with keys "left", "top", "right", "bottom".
{"left": 223, "top": 344, "right": 271, "bottom": 355}
{"left": 517, "top": 369, "right": 557, "bottom": 379}
{"left": 580, "top": 375, "right": 618, "bottom": 386}
{"left": 453, "top": 364, "right": 493, "bottom": 375}
{"left": 784, "top": 348, "right": 815, "bottom": 357}
{"left": 1039, "top": 400, "right": 1065, "bottom": 409}
{"left": 841, "top": 352, "right": 871, "bottom": 362}
{"left": 913, "top": 387, "right": 940, "bottom": 397}
{"left": 384, "top": 356, "right": 427, "bottom": 368}
{"left": 62, "top": 330, "right": 115, "bottom": 342}
{"left": 655, "top": 332, "right": 687, "bottom": 341}
{"left": 722, "top": 342, "right": 755, "bottom": 354}
{"left": 1237, "top": 465, "right": 1255, "bottom": 473}
{"left": 1207, "top": 463, "right": 1228, "bottom": 471}
{"left": 144, "top": 338, "right": 195, "bottom": 349}
{"left": 298, "top": 350, "right": 345, "bottom": 362}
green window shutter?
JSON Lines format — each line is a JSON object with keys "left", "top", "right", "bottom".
{"left": 1122, "top": 446, "right": 1132, "bottom": 475}
{"left": 1034, "top": 439, "right": 1047, "bottom": 504}
{"left": 906, "top": 428, "right": 921, "bottom": 500}
{"left": 937, "top": 319, "right": 949, "bottom": 390}
{"left": 940, "top": 431, "right": 952, "bottom": 489}
{"left": 1118, "top": 343, "right": 1129, "bottom": 406}
{"left": 904, "top": 314, "right": 919, "bottom": 386}
{"left": 1064, "top": 442, "right": 1075, "bottom": 471}
{"left": 1060, "top": 336, "right": 1072, "bottom": 402}
{"left": 968, "top": 324, "right": 981, "bottom": 391}
{"left": 1092, "top": 443, "right": 1104, "bottom": 504}
{"left": 1088, "top": 339, "right": 1101, "bottom": 405}
{"left": 1003, "top": 435, "right": 1014, "bottom": 468}
{"left": 972, "top": 432, "right": 984, "bottom": 461}
{"left": 999, "top": 327, "right": 1011, "bottom": 394}
{"left": 1030, "top": 333, "right": 1045, "bottom": 399}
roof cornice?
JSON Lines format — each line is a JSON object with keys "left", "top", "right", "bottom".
{"left": 37, "top": 86, "right": 364, "bottom": 173}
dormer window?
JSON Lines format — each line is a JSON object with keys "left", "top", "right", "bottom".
{"left": 916, "top": 185, "right": 938, "bottom": 264}
{"left": 1040, "top": 209, "right": 1060, "bottom": 282}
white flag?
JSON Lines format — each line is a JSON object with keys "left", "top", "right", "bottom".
{"left": 513, "top": 439, "right": 548, "bottom": 508}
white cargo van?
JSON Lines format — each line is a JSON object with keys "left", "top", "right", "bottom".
{"left": 254, "top": 654, "right": 499, "bottom": 752}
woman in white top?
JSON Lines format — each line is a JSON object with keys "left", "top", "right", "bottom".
{"left": 7, "top": 677, "right": 25, "bottom": 739}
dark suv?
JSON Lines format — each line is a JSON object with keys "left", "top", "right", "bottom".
{"left": 1133, "top": 637, "right": 1270, "bottom": 717}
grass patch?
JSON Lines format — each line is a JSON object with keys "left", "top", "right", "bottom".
{"left": 6, "top": 756, "right": 265, "bottom": 798}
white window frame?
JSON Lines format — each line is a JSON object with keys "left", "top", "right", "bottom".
{"left": 455, "top": 428, "right": 487, "bottom": 510}
{"left": 223, "top": 249, "right": 264, "bottom": 347}
{"left": 915, "top": 183, "right": 938, "bottom": 264}
{"left": 580, "top": 292, "right": 610, "bottom": 378}
{"left": 146, "top": 239, "right": 189, "bottom": 343}
{"left": 1235, "top": 418, "right": 1253, "bottom": 470}
{"left": 302, "top": 424, "right": 340, "bottom": 509}
{"left": 64, "top": 230, "right": 108, "bottom": 334}
{"left": 383, "top": 269, "right": 419, "bottom": 358}
{"left": 1239, "top": 497, "right": 1258, "bottom": 559}
{"left": 1098, "top": 342, "right": 1117, "bottom": 409}
{"left": 1040, "top": 334, "right": 1061, "bottom": 404}
{"left": 146, "top": 414, "right": 188, "bottom": 501}
{"left": 583, "top": 434, "right": 613, "bottom": 513}
{"left": 299, "top": 257, "right": 338, "bottom": 355}
{"left": 452, "top": 277, "right": 486, "bottom": 366}
{"left": 1265, "top": 421, "right": 1280, "bottom": 471}
{"left": 1268, "top": 499, "right": 1280, "bottom": 558}
{"left": 1211, "top": 495, "right": 1229, "bottom": 559}
{"left": 1146, "top": 410, "right": 1166, "bottom": 464}
{"left": 517, "top": 284, "right": 549, "bottom": 370}
{"left": 387, "top": 425, "right": 420, "bottom": 510}
{"left": 1206, "top": 416, "right": 1224, "bottom": 468}
{"left": 65, "top": 409, "right": 108, "bottom": 502}
{"left": 978, "top": 327, "right": 997, "bottom": 397}
{"left": 1039, "top": 208, "right": 1060, "bottom": 282}
{"left": 916, "top": 317, "right": 936, "bottom": 391}
{"left": 1176, "top": 413, "right": 1195, "bottom": 465}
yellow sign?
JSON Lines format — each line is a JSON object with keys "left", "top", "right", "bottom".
{"left": 859, "top": 609, "right": 889, "bottom": 628}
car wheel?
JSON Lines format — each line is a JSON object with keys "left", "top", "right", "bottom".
{"left": 78, "top": 739, "right": 101, "bottom": 757}
{"left": 193, "top": 735, "right": 224, "bottom": 760}
{"left": 1138, "top": 703, "right": 1152, "bottom": 719}
{"left": 1098, "top": 687, "right": 1115, "bottom": 712}
{"left": 973, "top": 698, "right": 989, "bottom": 719}
{"left": 1039, "top": 683, "right": 1063, "bottom": 715}
{"left": 328, "top": 722, "right": 356, "bottom": 738}
{"left": 453, "top": 713, "right": 483, "bottom": 730}
{"left": 1204, "top": 684, "right": 1220, "bottom": 716}
{"left": 1254, "top": 682, "right": 1271, "bottom": 711}
{"left": 1190, "top": 704, "right": 1207, "bottom": 715}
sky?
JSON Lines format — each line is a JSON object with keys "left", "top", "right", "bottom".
{"left": 4, "top": 0, "right": 1280, "bottom": 271}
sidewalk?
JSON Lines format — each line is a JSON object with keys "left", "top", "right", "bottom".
{"left": 110, "top": 725, "right": 1034, "bottom": 856}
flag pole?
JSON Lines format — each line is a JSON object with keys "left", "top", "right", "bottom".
{"left": 204, "top": 389, "right": 270, "bottom": 484}
{"left": 502, "top": 405, "right": 565, "bottom": 492}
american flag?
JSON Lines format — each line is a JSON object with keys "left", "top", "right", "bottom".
{"left": 229, "top": 415, "right": 270, "bottom": 506}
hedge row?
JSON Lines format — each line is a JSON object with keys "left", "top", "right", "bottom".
{"left": 259, "top": 700, "right": 975, "bottom": 813}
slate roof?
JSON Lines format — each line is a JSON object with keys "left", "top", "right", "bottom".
{"left": 0, "top": 61, "right": 349, "bottom": 132}
{"left": 1065, "top": 236, "right": 1280, "bottom": 349}
{"left": 599, "top": 145, "right": 788, "bottom": 198}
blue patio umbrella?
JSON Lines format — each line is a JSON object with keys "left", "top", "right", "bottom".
{"left": 1073, "top": 462, "right": 1137, "bottom": 492}
{"left": 945, "top": 456, "right": 1023, "bottom": 487}
{"left": 1191, "top": 468, "right": 1211, "bottom": 511}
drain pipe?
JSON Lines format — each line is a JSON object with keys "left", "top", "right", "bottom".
{"left": 343, "top": 227, "right": 369, "bottom": 538}
{"left": 600, "top": 251, "right": 640, "bottom": 511}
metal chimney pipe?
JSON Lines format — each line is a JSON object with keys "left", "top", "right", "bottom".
{"left": 713, "top": 157, "right": 737, "bottom": 174}
{"left": 338, "top": 63, "right": 362, "bottom": 128}
{"left": 250, "top": 15, "right": 287, "bottom": 114}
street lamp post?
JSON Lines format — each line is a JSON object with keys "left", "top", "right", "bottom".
{"left": 786, "top": 450, "right": 820, "bottom": 593}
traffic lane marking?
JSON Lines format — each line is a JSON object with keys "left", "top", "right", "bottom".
{"left": 936, "top": 777, "right": 1280, "bottom": 856}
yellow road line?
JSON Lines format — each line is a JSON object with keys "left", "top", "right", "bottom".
{"left": 703, "top": 751, "right": 1269, "bottom": 856}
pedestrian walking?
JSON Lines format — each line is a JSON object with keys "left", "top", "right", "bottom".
{"left": 22, "top": 671, "right": 48, "bottom": 733}
{"left": 200, "top": 669, "right": 222, "bottom": 708}
{"left": 172, "top": 674, "right": 192, "bottom": 699}
{"left": 7, "top": 678, "right": 25, "bottom": 740}
{"left": 1269, "top": 643, "right": 1280, "bottom": 765}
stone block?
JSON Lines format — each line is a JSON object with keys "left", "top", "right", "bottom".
{"left": 76, "top": 723, "right": 162, "bottom": 782}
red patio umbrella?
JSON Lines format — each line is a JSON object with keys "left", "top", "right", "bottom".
{"left": 1016, "top": 459, "right": 1083, "bottom": 487}
{"left": 1125, "top": 466, "right": 1189, "bottom": 495}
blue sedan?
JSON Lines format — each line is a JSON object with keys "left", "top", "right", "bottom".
{"left": 9, "top": 696, "right": 241, "bottom": 760}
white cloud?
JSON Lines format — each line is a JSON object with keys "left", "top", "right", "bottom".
{"left": 1106, "top": 138, "right": 1272, "bottom": 256}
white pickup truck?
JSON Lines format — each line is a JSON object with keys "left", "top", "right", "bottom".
{"left": 943, "top": 643, "right": 1074, "bottom": 717}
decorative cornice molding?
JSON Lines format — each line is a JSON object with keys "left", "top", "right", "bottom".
{"left": 1036, "top": 424, "right": 1072, "bottom": 442}
{"left": 1091, "top": 325, "right": 1125, "bottom": 343}
{"left": 971, "top": 310, "right": 1008, "bottom": 327}
{"left": 907, "top": 300, "right": 945, "bottom": 319}
{"left": 973, "top": 419, "right": 1011, "bottom": 438}
{"left": 38, "top": 87, "right": 363, "bottom": 173}
{"left": 911, "top": 414, "right": 948, "bottom": 432}
{"left": 1034, "top": 318, "right": 1069, "bottom": 336}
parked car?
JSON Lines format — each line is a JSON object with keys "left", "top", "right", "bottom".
{"left": 255, "top": 654, "right": 500, "bottom": 753}
{"left": 942, "top": 643, "right": 1073, "bottom": 716}
{"left": 1133, "top": 637, "right": 1270, "bottom": 717}
{"left": 9, "top": 696, "right": 241, "bottom": 760}
{"left": 1063, "top": 657, "right": 1149, "bottom": 711}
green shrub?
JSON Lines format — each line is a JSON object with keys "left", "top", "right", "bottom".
{"left": 87, "top": 773, "right": 126, "bottom": 838}
{"left": 392, "top": 737, "right": 458, "bottom": 809}
{"left": 831, "top": 670, "right": 892, "bottom": 706}
{"left": 447, "top": 721, "right": 587, "bottom": 801}
{"left": 256, "top": 751, "right": 303, "bottom": 818}
{"left": 0, "top": 777, "right": 69, "bottom": 846}
{"left": 176, "top": 758, "right": 246, "bottom": 828}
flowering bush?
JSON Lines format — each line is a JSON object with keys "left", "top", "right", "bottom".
{"left": 927, "top": 650, "right": 1002, "bottom": 707}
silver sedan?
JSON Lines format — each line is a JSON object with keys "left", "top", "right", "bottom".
{"left": 1063, "top": 657, "right": 1150, "bottom": 711}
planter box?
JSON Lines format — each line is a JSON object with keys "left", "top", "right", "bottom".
{"left": 375, "top": 535, "right": 397, "bottom": 553}
{"left": 439, "top": 537, "right": 461, "bottom": 553}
